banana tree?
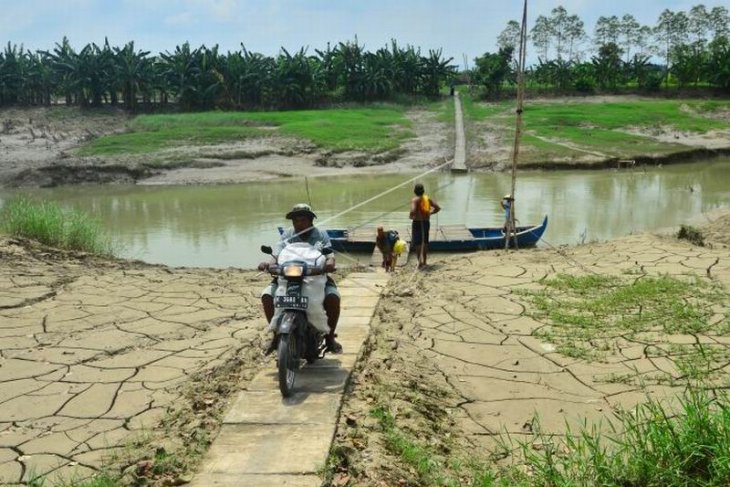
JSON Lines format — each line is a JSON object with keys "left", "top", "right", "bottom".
{"left": 0, "top": 43, "right": 25, "bottom": 104}
{"left": 419, "top": 48, "right": 455, "bottom": 97}
{"left": 44, "top": 37, "right": 78, "bottom": 105}
{"left": 114, "top": 41, "right": 152, "bottom": 111}
{"left": 273, "top": 47, "right": 323, "bottom": 108}
{"left": 361, "top": 48, "right": 394, "bottom": 99}
{"left": 335, "top": 40, "right": 365, "bottom": 100}
{"left": 159, "top": 42, "right": 202, "bottom": 110}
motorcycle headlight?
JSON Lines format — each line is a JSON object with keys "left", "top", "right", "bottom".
{"left": 283, "top": 264, "right": 304, "bottom": 277}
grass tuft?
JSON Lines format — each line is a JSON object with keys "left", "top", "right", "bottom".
{"left": 508, "top": 388, "right": 730, "bottom": 486}
{"left": 522, "top": 273, "right": 730, "bottom": 383}
{"left": 0, "top": 197, "right": 114, "bottom": 256}
{"left": 362, "top": 389, "right": 730, "bottom": 486}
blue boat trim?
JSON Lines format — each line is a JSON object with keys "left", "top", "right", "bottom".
{"left": 277, "top": 215, "right": 548, "bottom": 253}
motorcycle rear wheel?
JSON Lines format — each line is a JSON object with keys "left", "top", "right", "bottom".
{"left": 277, "top": 333, "right": 298, "bottom": 397}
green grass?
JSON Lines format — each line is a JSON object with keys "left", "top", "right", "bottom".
{"left": 460, "top": 95, "right": 730, "bottom": 161}
{"left": 460, "top": 93, "right": 511, "bottom": 121}
{"left": 27, "top": 473, "right": 118, "bottom": 487}
{"left": 520, "top": 273, "right": 730, "bottom": 383}
{"left": 0, "top": 197, "right": 114, "bottom": 256}
{"left": 80, "top": 106, "right": 414, "bottom": 156}
{"left": 363, "top": 390, "right": 730, "bottom": 487}
{"left": 367, "top": 405, "right": 496, "bottom": 487}
{"left": 512, "top": 389, "right": 730, "bottom": 486}
{"left": 430, "top": 96, "right": 455, "bottom": 124}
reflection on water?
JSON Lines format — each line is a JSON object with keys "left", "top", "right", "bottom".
{"left": 1, "top": 159, "right": 728, "bottom": 268}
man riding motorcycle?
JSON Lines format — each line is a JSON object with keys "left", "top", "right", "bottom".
{"left": 258, "top": 203, "right": 342, "bottom": 354}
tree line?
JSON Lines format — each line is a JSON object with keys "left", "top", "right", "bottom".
{"left": 0, "top": 38, "right": 456, "bottom": 111}
{"left": 475, "top": 4, "right": 730, "bottom": 96}
{"left": 3, "top": 4, "right": 729, "bottom": 111}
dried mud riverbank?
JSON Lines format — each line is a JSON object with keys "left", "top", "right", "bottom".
{"left": 326, "top": 210, "right": 730, "bottom": 486}
{"left": 0, "top": 106, "right": 450, "bottom": 188}
{"left": 1, "top": 211, "right": 728, "bottom": 485}
{"left": 2, "top": 100, "right": 729, "bottom": 188}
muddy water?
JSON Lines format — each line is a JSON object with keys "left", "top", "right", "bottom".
{"left": 1, "top": 159, "right": 728, "bottom": 268}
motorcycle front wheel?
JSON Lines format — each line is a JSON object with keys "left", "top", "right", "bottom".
{"left": 277, "top": 333, "right": 298, "bottom": 397}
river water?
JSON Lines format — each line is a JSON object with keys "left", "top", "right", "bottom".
{"left": 1, "top": 159, "right": 728, "bottom": 269}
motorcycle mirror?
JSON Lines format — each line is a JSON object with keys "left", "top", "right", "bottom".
{"left": 322, "top": 248, "right": 334, "bottom": 256}
{"left": 260, "top": 245, "right": 273, "bottom": 255}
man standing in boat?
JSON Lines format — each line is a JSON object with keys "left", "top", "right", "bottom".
{"left": 501, "top": 194, "right": 514, "bottom": 233}
{"left": 409, "top": 183, "right": 441, "bottom": 269}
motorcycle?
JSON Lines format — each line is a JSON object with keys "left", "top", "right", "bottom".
{"left": 261, "top": 242, "right": 333, "bottom": 397}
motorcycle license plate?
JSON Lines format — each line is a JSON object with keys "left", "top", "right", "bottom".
{"left": 276, "top": 295, "right": 309, "bottom": 309}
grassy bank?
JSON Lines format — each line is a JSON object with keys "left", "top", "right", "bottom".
{"left": 461, "top": 95, "right": 730, "bottom": 164}
{"left": 79, "top": 105, "right": 413, "bottom": 156}
{"left": 0, "top": 198, "right": 114, "bottom": 256}
{"left": 353, "top": 388, "right": 730, "bottom": 487}
{"left": 326, "top": 255, "right": 730, "bottom": 486}
{"left": 520, "top": 272, "right": 730, "bottom": 385}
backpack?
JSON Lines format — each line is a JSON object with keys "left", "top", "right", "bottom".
{"left": 418, "top": 195, "right": 431, "bottom": 216}
{"left": 385, "top": 230, "right": 399, "bottom": 247}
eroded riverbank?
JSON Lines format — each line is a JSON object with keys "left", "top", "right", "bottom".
{"left": 2, "top": 98, "right": 730, "bottom": 188}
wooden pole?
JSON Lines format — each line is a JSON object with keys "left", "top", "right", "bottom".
{"left": 506, "top": 0, "right": 528, "bottom": 250}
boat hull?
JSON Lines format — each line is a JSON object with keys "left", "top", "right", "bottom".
{"left": 278, "top": 216, "right": 549, "bottom": 253}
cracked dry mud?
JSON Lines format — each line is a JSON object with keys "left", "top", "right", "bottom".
{"left": 0, "top": 239, "right": 268, "bottom": 485}
{"left": 1, "top": 213, "right": 729, "bottom": 486}
{"left": 331, "top": 213, "right": 730, "bottom": 485}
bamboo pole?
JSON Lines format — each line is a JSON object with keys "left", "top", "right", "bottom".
{"left": 506, "top": 0, "right": 528, "bottom": 250}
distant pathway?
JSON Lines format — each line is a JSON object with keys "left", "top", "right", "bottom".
{"left": 452, "top": 92, "right": 467, "bottom": 171}
{"left": 191, "top": 271, "right": 389, "bottom": 487}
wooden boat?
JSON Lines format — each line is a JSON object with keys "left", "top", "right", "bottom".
{"left": 277, "top": 215, "right": 548, "bottom": 253}
{"left": 429, "top": 215, "right": 548, "bottom": 251}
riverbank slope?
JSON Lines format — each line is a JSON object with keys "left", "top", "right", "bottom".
{"left": 2, "top": 96, "right": 729, "bottom": 188}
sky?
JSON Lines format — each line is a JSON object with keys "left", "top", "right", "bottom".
{"left": 1, "top": 0, "right": 721, "bottom": 67}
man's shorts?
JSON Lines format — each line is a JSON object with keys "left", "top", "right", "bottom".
{"left": 411, "top": 220, "right": 430, "bottom": 247}
{"left": 261, "top": 276, "right": 340, "bottom": 299}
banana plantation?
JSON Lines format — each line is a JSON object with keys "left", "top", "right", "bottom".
{"left": 0, "top": 38, "right": 456, "bottom": 111}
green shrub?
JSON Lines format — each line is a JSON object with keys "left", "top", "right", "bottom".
{"left": 574, "top": 76, "right": 596, "bottom": 93}
{"left": 0, "top": 198, "right": 114, "bottom": 256}
{"left": 677, "top": 224, "right": 705, "bottom": 246}
{"left": 639, "top": 70, "right": 665, "bottom": 92}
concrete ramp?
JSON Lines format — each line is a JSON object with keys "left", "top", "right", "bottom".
{"left": 191, "top": 271, "right": 389, "bottom": 486}
{"left": 451, "top": 91, "right": 468, "bottom": 172}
